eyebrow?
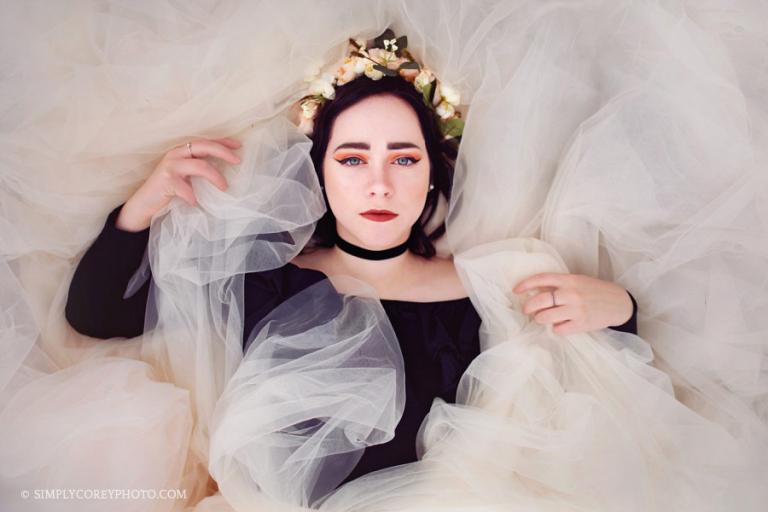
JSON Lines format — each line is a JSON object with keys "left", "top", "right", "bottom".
{"left": 333, "top": 142, "right": 421, "bottom": 152}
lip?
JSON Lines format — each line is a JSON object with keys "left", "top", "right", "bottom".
{"left": 362, "top": 209, "right": 396, "bottom": 215}
{"left": 360, "top": 210, "right": 398, "bottom": 222}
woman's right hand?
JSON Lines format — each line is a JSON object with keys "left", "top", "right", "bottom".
{"left": 116, "top": 137, "right": 242, "bottom": 232}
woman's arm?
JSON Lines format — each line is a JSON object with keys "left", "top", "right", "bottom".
{"left": 67, "top": 205, "right": 297, "bottom": 346}
{"left": 66, "top": 137, "right": 240, "bottom": 339}
{"left": 65, "top": 203, "right": 152, "bottom": 339}
{"left": 513, "top": 272, "right": 639, "bottom": 336}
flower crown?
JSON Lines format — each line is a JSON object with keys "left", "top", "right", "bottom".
{"left": 297, "top": 29, "right": 464, "bottom": 140}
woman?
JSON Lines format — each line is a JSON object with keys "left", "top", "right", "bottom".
{"left": 66, "top": 75, "right": 637, "bottom": 335}
{"left": 65, "top": 53, "right": 639, "bottom": 494}
{"left": 2, "top": 3, "right": 767, "bottom": 512}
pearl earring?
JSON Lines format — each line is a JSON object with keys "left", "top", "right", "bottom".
{"left": 429, "top": 183, "right": 435, "bottom": 190}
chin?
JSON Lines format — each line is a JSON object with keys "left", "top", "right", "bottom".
{"left": 358, "top": 233, "right": 404, "bottom": 250}
{"left": 347, "top": 219, "right": 410, "bottom": 249}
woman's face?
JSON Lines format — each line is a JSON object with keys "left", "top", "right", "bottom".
{"left": 323, "top": 94, "right": 431, "bottom": 250}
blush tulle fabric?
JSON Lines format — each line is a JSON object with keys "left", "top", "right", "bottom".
{"left": 1, "top": 1, "right": 767, "bottom": 510}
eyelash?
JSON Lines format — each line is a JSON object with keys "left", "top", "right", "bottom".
{"left": 336, "top": 156, "right": 420, "bottom": 167}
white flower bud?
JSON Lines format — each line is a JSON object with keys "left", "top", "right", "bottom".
{"left": 364, "top": 62, "right": 384, "bottom": 80}
{"left": 435, "top": 100, "right": 455, "bottom": 120}
{"left": 414, "top": 69, "right": 434, "bottom": 91}
{"left": 440, "top": 83, "right": 461, "bottom": 106}
{"left": 300, "top": 99, "right": 319, "bottom": 119}
{"left": 309, "top": 73, "right": 336, "bottom": 100}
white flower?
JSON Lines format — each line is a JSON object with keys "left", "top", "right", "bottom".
{"left": 435, "top": 100, "right": 455, "bottom": 120}
{"left": 363, "top": 61, "right": 384, "bottom": 80}
{"left": 300, "top": 99, "right": 320, "bottom": 119}
{"left": 336, "top": 58, "right": 366, "bottom": 85}
{"left": 414, "top": 69, "right": 434, "bottom": 91}
{"left": 440, "top": 83, "right": 461, "bottom": 106}
{"left": 308, "top": 73, "right": 336, "bottom": 100}
{"left": 336, "top": 58, "right": 359, "bottom": 85}
{"left": 367, "top": 48, "right": 397, "bottom": 66}
{"left": 383, "top": 38, "right": 398, "bottom": 52}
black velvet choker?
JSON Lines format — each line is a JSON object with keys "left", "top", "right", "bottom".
{"left": 334, "top": 233, "right": 409, "bottom": 260}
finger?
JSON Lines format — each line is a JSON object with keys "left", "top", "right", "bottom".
{"left": 532, "top": 305, "right": 573, "bottom": 326}
{"left": 176, "top": 159, "right": 229, "bottom": 192}
{"left": 552, "top": 320, "right": 582, "bottom": 336}
{"left": 523, "top": 288, "right": 578, "bottom": 315}
{"left": 172, "top": 180, "right": 199, "bottom": 207}
{"left": 212, "top": 137, "right": 242, "bottom": 148}
{"left": 172, "top": 139, "right": 241, "bottom": 164}
{"left": 513, "top": 272, "right": 572, "bottom": 294}
{"left": 522, "top": 290, "right": 558, "bottom": 315}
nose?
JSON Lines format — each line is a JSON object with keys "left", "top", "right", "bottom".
{"left": 366, "top": 163, "right": 393, "bottom": 198}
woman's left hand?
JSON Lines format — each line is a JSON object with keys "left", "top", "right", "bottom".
{"left": 512, "top": 273, "right": 633, "bottom": 336}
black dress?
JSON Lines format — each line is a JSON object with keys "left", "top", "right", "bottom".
{"left": 65, "top": 203, "right": 639, "bottom": 483}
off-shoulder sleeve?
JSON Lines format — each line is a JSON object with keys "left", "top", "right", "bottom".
{"left": 241, "top": 264, "right": 327, "bottom": 348}
{"left": 65, "top": 203, "right": 151, "bottom": 339}
{"left": 66, "top": 205, "right": 322, "bottom": 347}
{"left": 607, "top": 290, "right": 638, "bottom": 335}
{"left": 242, "top": 270, "right": 284, "bottom": 348}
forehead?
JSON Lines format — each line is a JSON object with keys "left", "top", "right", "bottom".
{"left": 329, "top": 94, "right": 424, "bottom": 146}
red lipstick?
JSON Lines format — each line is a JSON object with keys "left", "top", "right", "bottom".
{"left": 360, "top": 209, "right": 398, "bottom": 222}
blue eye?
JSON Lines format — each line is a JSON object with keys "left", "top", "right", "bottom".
{"left": 394, "top": 156, "right": 419, "bottom": 166}
{"left": 337, "top": 156, "right": 364, "bottom": 166}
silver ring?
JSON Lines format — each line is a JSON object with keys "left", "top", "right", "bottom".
{"left": 551, "top": 290, "right": 557, "bottom": 307}
{"left": 186, "top": 142, "right": 194, "bottom": 158}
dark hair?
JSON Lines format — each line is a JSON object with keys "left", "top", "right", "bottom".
{"left": 302, "top": 75, "right": 459, "bottom": 259}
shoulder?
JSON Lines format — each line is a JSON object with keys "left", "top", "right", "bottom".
{"left": 412, "top": 256, "right": 468, "bottom": 302}
{"left": 245, "top": 255, "right": 326, "bottom": 297}
{"left": 289, "top": 248, "right": 332, "bottom": 273}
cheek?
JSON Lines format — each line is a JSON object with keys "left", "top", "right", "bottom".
{"left": 323, "top": 168, "right": 358, "bottom": 216}
{"left": 402, "top": 166, "right": 431, "bottom": 198}
{"left": 395, "top": 171, "right": 430, "bottom": 218}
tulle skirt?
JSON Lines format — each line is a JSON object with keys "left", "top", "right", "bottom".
{"left": 1, "top": 1, "right": 767, "bottom": 510}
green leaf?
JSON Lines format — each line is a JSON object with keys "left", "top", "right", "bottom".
{"left": 373, "top": 63, "right": 397, "bottom": 77}
{"left": 374, "top": 29, "right": 395, "bottom": 48}
{"left": 396, "top": 35, "right": 408, "bottom": 50}
{"left": 398, "top": 61, "right": 419, "bottom": 70}
{"left": 440, "top": 117, "right": 465, "bottom": 138}
{"left": 421, "top": 81, "right": 434, "bottom": 107}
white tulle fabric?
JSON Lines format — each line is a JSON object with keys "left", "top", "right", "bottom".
{"left": 1, "top": 1, "right": 767, "bottom": 511}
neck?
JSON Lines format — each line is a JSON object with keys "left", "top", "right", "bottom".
{"left": 331, "top": 231, "right": 416, "bottom": 283}
{"left": 335, "top": 232, "right": 409, "bottom": 260}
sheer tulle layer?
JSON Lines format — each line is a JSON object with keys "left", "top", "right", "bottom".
{"left": 1, "top": 0, "right": 767, "bottom": 511}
